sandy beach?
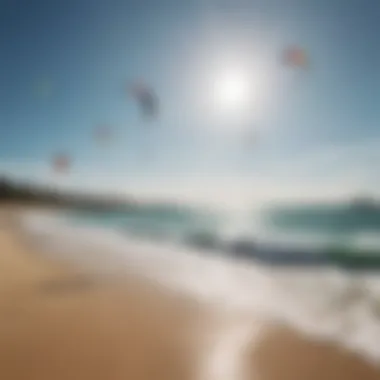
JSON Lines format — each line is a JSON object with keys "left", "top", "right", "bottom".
{"left": 0, "top": 205, "right": 380, "bottom": 380}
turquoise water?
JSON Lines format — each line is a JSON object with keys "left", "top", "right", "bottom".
{"left": 67, "top": 201, "right": 380, "bottom": 254}
{"left": 24, "top": 206, "right": 380, "bottom": 364}
{"left": 69, "top": 205, "right": 224, "bottom": 247}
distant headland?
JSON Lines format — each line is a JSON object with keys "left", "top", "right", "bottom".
{"left": 0, "top": 177, "right": 135, "bottom": 211}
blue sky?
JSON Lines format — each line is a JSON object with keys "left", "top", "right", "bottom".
{"left": 1, "top": 0, "right": 379, "bottom": 205}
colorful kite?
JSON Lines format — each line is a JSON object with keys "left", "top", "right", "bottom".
{"left": 94, "top": 125, "right": 113, "bottom": 145}
{"left": 52, "top": 153, "right": 70, "bottom": 174}
{"left": 282, "top": 46, "right": 309, "bottom": 69}
{"left": 129, "top": 81, "right": 159, "bottom": 120}
{"left": 35, "top": 79, "right": 53, "bottom": 99}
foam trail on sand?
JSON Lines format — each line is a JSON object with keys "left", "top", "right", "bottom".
{"left": 21, "top": 211, "right": 380, "bottom": 368}
{"left": 199, "top": 317, "right": 264, "bottom": 380}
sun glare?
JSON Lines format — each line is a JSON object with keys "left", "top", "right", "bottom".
{"left": 214, "top": 69, "right": 250, "bottom": 111}
{"left": 207, "top": 60, "right": 273, "bottom": 124}
{"left": 196, "top": 54, "right": 274, "bottom": 130}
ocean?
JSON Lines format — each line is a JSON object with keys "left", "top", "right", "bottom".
{"left": 21, "top": 201, "right": 380, "bottom": 367}
{"left": 67, "top": 201, "right": 380, "bottom": 259}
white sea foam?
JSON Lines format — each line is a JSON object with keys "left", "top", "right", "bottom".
{"left": 21, "top": 211, "right": 380, "bottom": 367}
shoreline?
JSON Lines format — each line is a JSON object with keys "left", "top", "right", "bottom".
{"left": 0, "top": 206, "right": 212, "bottom": 379}
{"left": 1, "top": 205, "right": 380, "bottom": 379}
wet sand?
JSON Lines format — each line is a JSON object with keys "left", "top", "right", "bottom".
{"left": 0, "top": 206, "right": 379, "bottom": 380}
{"left": 249, "top": 325, "right": 380, "bottom": 380}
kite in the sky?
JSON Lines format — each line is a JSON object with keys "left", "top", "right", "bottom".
{"left": 129, "top": 81, "right": 159, "bottom": 120}
{"left": 245, "top": 128, "right": 258, "bottom": 147}
{"left": 282, "top": 46, "right": 309, "bottom": 69}
{"left": 35, "top": 78, "right": 53, "bottom": 99}
{"left": 94, "top": 125, "right": 113, "bottom": 145}
{"left": 52, "top": 153, "right": 70, "bottom": 174}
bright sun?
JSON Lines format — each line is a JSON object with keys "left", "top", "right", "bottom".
{"left": 197, "top": 57, "right": 273, "bottom": 129}
{"left": 214, "top": 70, "right": 250, "bottom": 111}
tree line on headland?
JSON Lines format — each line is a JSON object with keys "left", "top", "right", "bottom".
{"left": 0, "top": 177, "right": 134, "bottom": 211}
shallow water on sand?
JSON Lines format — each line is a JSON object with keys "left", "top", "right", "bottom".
{"left": 22, "top": 211, "right": 380, "bottom": 367}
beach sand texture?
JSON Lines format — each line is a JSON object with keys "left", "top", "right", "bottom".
{"left": 0, "top": 206, "right": 379, "bottom": 380}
